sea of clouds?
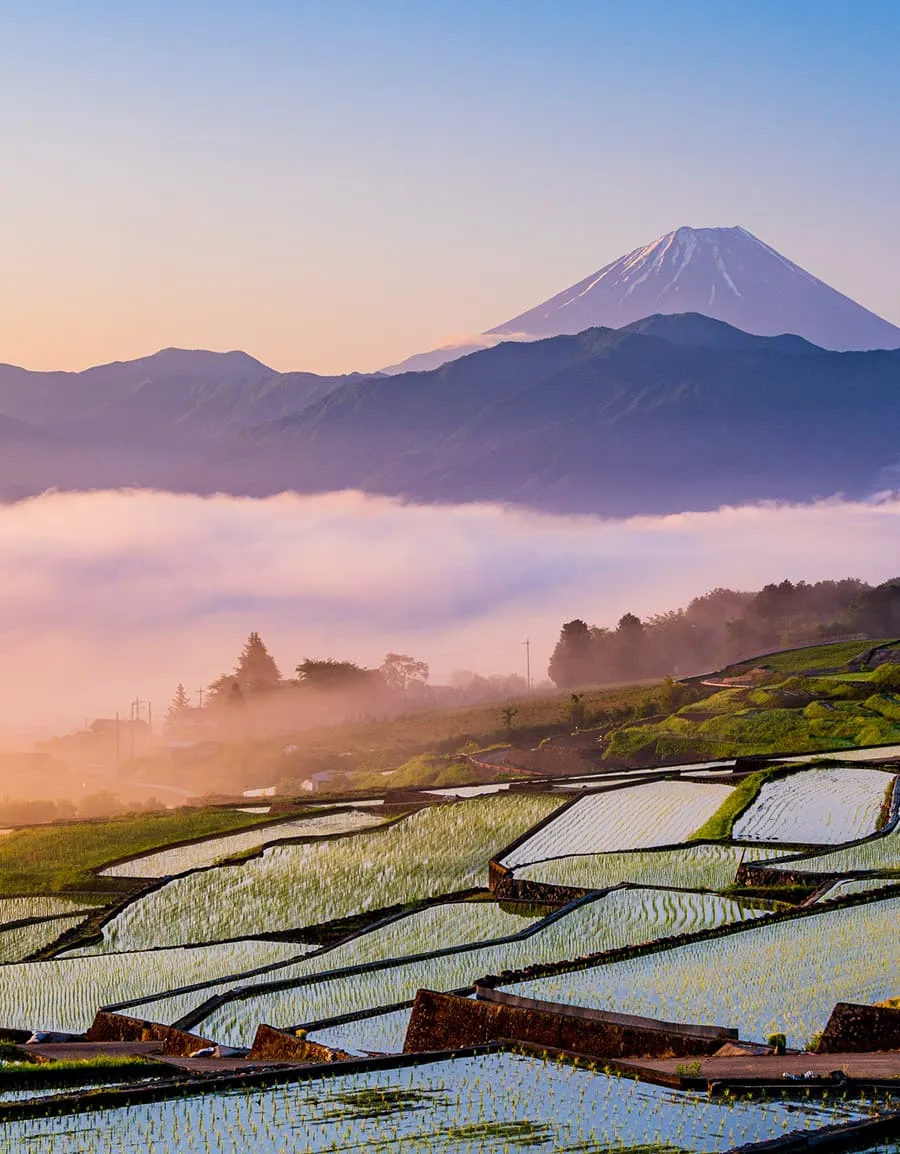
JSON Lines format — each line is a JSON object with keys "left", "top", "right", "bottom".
{"left": 2, "top": 488, "right": 899, "bottom": 734}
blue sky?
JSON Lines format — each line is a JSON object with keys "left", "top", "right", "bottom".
{"left": 1, "top": 0, "right": 898, "bottom": 371}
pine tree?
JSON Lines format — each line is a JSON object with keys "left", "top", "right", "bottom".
{"left": 234, "top": 633, "right": 282, "bottom": 694}
{"left": 165, "top": 683, "right": 192, "bottom": 737}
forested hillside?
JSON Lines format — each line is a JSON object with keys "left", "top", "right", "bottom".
{"left": 548, "top": 577, "right": 900, "bottom": 686}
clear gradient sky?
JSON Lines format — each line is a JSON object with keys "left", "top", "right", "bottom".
{"left": 2, "top": 0, "right": 899, "bottom": 374}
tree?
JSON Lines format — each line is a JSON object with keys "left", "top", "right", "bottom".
{"left": 501, "top": 706, "right": 519, "bottom": 735}
{"left": 847, "top": 579, "right": 900, "bottom": 638}
{"left": 295, "top": 659, "right": 383, "bottom": 693}
{"left": 207, "top": 674, "right": 238, "bottom": 709}
{"left": 380, "top": 653, "right": 429, "bottom": 695}
{"left": 165, "top": 683, "right": 192, "bottom": 738}
{"left": 548, "top": 620, "right": 595, "bottom": 687}
{"left": 614, "top": 613, "right": 645, "bottom": 680}
{"left": 235, "top": 633, "right": 282, "bottom": 694}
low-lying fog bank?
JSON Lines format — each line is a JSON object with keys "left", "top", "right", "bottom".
{"left": 1, "top": 487, "right": 898, "bottom": 735}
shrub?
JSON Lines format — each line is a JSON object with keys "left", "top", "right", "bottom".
{"left": 604, "top": 727, "right": 660, "bottom": 759}
{"left": 864, "top": 694, "right": 900, "bottom": 722}
{"left": 871, "top": 663, "right": 900, "bottom": 692}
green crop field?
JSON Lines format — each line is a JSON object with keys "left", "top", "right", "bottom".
{"left": 0, "top": 809, "right": 276, "bottom": 897}
{"left": 725, "top": 638, "right": 893, "bottom": 676}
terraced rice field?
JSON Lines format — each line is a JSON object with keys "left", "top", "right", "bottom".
{"left": 3, "top": 1050, "right": 878, "bottom": 1153}
{"left": 767, "top": 822, "right": 900, "bottom": 876}
{"left": 175, "top": 888, "right": 765, "bottom": 1047}
{"left": 309, "top": 1005, "right": 414, "bottom": 1054}
{"left": 511, "top": 843, "right": 792, "bottom": 891}
{"left": 732, "top": 766, "right": 895, "bottom": 844}
{"left": 499, "top": 781, "right": 733, "bottom": 868}
{"left": 100, "top": 809, "right": 387, "bottom": 878}
{"left": 0, "top": 916, "right": 86, "bottom": 964}
{"left": 818, "top": 877, "right": 898, "bottom": 902}
{"left": 0, "top": 897, "right": 95, "bottom": 923}
{"left": 89, "top": 794, "right": 564, "bottom": 952}
{"left": 501, "top": 895, "right": 900, "bottom": 1049}
{"left": 0, "top": 939, "right": 307, "bottom": 1034}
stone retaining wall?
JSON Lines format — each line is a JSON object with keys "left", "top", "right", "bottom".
{"left": 249, "top": 1024, "right": 350, "bottom": 1063}
{"left": 85, "top": 1010, "right": 215, "bottom": 1057}
{"left": 818, "top": 1001, "right": 900, "bottom": 1054}
{"left": 403, "top": 988, "right": 736, "bottom": 1060}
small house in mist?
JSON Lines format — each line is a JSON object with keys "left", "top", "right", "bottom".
{"left": 299, "top": 769, "right": 354, "bottom": 794}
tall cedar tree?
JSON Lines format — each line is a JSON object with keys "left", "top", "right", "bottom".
{"left": 235, "top": 632, "right": 282, "bottom": 694}
{"left": 165, "top": 683, "right": 192, "bottom": 735}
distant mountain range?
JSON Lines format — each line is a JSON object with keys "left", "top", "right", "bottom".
{"left": 383, "top": 225, "right": 900, "bottom": 374}
{"left": 2, "top": 312, "right": 899, "bottom": 516}
{"left": 218, "top": 313, "right": 900, "bottom": 514}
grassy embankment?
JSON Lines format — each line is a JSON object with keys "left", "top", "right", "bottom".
{"left": 0, "top": 1052, "right": 164, "bottom": 1090}
{"left": 606, "top": 664, "right": 900, "bottom": 766}
{"left": 0, "top": 809, "right": 277, "bottom": 898}
{"left": 723, "top": 638, "right": 893, "bottom": 677}
{"left": 690, "top": 763, "right": 812, "bottom": 842}
{"left": 690, "top": 769, "right": 776, "bottom": 841}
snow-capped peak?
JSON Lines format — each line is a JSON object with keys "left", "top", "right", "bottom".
{"left": 486, "top": 225, "right": 900, "bottom": 352}
{"left": 381, "top": 225, "right": 900, "bottom": 374}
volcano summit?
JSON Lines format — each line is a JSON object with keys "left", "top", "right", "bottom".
{"left": 384, "top": 225, "right": 900, "bottom": 373}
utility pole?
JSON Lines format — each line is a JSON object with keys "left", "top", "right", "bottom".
{"left": 130, "top": 698, "right": 148, "bottom": 761}
{"left": 195, "top": 688, "right": 204, "bottom": 709}
{"left": 115, "top": 711, "right": 120, "bottom": 776}
{"left": 523, "top": 638, "right": 532, "bottom": 692}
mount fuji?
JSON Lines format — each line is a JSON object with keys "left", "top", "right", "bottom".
{"left": 383, "top": 225, "right": 900, "bottom": 373}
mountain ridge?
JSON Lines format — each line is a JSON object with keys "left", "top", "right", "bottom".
{"left": 208, "top": 313, "right": 900, "bottom": 515}
{"left": 0, "top": 313, "right": 899, "bottom": 517}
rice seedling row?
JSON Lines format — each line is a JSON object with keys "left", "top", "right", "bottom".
{"left": 308, "top": 1005, "right": 415, "bottom": 1054}
{"left": 512, "top": 843, "right": 793, "bottom": 892}
{"left": 89, "top": 794, "right": 564, "bottom": 952}
{"left": 732, "top": 766, "right": 895, "bottom": 845}
{"left": 766, "top": 821, "right": 900, "bottom": 876}
{"left": 0, "top": 917, "right": 87, "bottom": 965}
{"left": 817, "top": 877, "right": 899, "bottom": 902}
{"left": 185, "top": 888, "right": 765, "bottom": 1047}
{"left": 500, "top": 895, "right": 900, "bottom": 1049}
{"left": 100, "top": 810, "right": 387, "bottom": 879}
{"left": 1, "top": 1050, "right": 881, "bottom": 1152}
{"left": 499, "top": 781, "right": 733, "bottom": 868}
{"left": 98, "top": 898, "right": 548, "bottom": 1019}
{"left": 0, "top": 897, "right": 96, "bottom": 924}
{"left": 0, "top": 939, "right": 308, "bottom": 1034}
